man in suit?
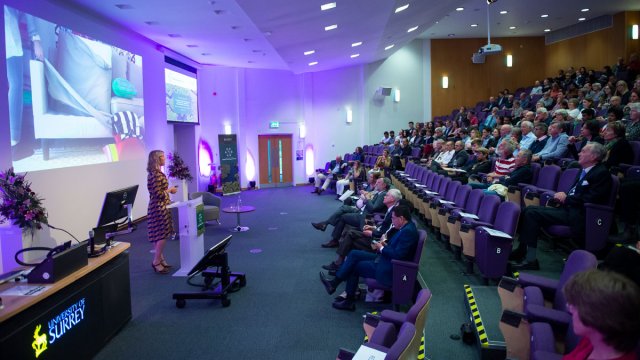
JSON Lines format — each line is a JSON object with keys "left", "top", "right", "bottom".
{"left": 312, "top": 155, "right": 347, "bottom": 194}
{"left": 447, "top": 141, "right": 470, "bottom": 169}
{"left": 320, "top": 205, "right": 419, "bottom": 311}
{"left": 312, "top": 177, "right": 390, "bottom": 247}
{"left": 511, "top": 142, "right": 612, "bottom": 270}
{"left": 321, "top": 191, "right": 405, "bottom": 272}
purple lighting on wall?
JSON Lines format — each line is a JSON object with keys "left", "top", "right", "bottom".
{"left": 305, "top": 145, "right": 315, "bottom": 176}
{"left": 198, "top": 139, "right": 213, "bottom": 177}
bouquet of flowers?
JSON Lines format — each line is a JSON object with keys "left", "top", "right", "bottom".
{"left": 167, "top": 152, "right": 193, "bottom": 182}
{"left": 0, "top": 168, "right": 48, "bottom": 232}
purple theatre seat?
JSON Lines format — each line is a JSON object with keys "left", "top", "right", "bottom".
{"left": 521, "top": 164, "right": 561, "bottom": 208}
{"left": 448, "top": 189, "right": 484, "bottom": 258}
{"left": 619, "top": 140, "right": 640, "bottom": 173}
{"left": 530, "top": 321, "right": 581, "bottom": 360}
{"left": 422, "top": 176, "right": 451, "bottom": 227}
{"left": 627, "top": 166, "right": 640, "bottom": 179}
{"left": 336, "top": 321, "right": 417, "bottom": 360}
{"left": 429, "top": 180, "right": 461, "bottom": 236}
{"left": 365, "top": 230, "right": 427, "bottom": 311}
{"left": 522, "top": 250, "right": 597, "bottom": 332}
{"left": 459, "top": 194, "right": 501, "bottom": 271}
{"left": 474, "top": 201, "right": 521, "bottom": 280}
{"left": 506, "top": 162, "right": 541, "bottom": 207}
{"left": 407, "top": 147, "right": 422, "bottom": 163}
{"left": 542, "top": 174, "right": 619, "bottom": 253}
{"left": 438, "top": 185, "right": 471, "bottom": 244}
{"left": 538, "top": 167, "right": 580, "bottom": 206}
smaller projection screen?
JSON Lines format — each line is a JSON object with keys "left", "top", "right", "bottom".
{"left": 165, "top": 61, "right": 198, "bottom": 125}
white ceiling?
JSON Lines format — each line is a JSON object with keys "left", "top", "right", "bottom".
{"left": 53, "top": 0, "right": 640, "bottom": 74}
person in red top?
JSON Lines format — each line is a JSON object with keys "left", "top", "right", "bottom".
{"left": 563, "top": 269, "right": 640, "bottom": 360}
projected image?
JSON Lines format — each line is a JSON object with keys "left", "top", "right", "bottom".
{"left": 4, "top": 6, "right": 145, "bottom": 173}
{"left": 165, "top": 68, "right": 198, "bottom": 124}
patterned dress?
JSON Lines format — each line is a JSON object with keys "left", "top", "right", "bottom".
{"left": 147, "top": 169, "right": 173, "bottom": 243}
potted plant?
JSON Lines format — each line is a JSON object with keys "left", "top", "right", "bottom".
{"left": 167, "top": 152, "right": 193, "bottom": 202}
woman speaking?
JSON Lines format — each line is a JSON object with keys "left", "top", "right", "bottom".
{"left": 147, "top": 150, "right": 178, "bottom": 274}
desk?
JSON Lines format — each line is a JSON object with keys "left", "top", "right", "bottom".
{"left": 222, "top": 205, "right": 256, "bottom": 232}
{"left": 0, "top": 242, "right": 131, "bottom": 359}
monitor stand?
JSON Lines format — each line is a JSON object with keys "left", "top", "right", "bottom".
{"left": 172, "top": 252, "right": 246, "bottom": 308}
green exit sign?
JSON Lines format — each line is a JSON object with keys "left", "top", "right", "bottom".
{"left": 269, "top": 121, "right": 280, "bottom": 129}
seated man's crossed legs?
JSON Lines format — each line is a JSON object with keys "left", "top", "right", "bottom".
{"left": 319, "top": 249, "right": 378, "bottom": 311}
{"left": 322, "top": 226, "right": 375, "bottom": 272}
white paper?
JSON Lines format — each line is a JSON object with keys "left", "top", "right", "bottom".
{"left": 480, "top": 226, "right": 513, "bottom": 239}
{"left": 353, "top": 345, "right": 387, "bottom": 360}
{"left": 424, "top": 190, "right": 438, "bottom": 195}
{"left": 415, "top": 184, "right": 427, "bottom": 187}
{"left": 458, "top": 212, "right": 479, "bottom": 219}
{"left": 0, "top": 284, "right": 50, "bottom": 296}
{"left": 406, "top": 178, "right": 417, "bottom": 181}
{"left": 438, "top": 199, "right": 455, "bottom": 204}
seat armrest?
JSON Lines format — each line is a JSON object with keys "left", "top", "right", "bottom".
{"left": 584, "top": 203, "right": 612, "bottom": 212}
{"left": 530, "top": 322, "right": 560, "bottom": 357}
{"left": 391, "top": 259, "right": 419, "bottom": 269}
{"left": 525, "top": 304, "right": 571, "bottom": 330}
{"left": 518, "top": 273, "right": 558, "bottom": 295}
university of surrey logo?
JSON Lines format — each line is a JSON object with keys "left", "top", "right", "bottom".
{"left": 32, "top": 324, "right": 48, "bottom": 358}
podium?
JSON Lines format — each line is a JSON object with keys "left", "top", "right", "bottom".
{"left": 168, "top": 198, "right": 205, "bottom": 277}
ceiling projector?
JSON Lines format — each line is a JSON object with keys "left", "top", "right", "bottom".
{"left": 479, "top": 44, "right": 502, "bottom": 54}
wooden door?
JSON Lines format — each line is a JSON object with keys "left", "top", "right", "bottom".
{"left": 258, "top": 134, "right": 293, "bottom": 187}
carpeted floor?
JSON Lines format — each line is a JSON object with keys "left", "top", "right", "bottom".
{"left": 95, "top": 185, "right": 565, "bottom": 360}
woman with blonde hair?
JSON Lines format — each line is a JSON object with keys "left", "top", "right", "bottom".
{"left": 147, "top": 150, "right": 178, "bottom": 274}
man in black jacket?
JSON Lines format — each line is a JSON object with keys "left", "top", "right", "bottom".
{"left": 528, "top": 123, "right": 549, "bottom": 155}
{"left": 511, "top": 142, "right": 612, "bottom": 270}
{"left": 321, "top": 191, "right": 405, "bottom": 271}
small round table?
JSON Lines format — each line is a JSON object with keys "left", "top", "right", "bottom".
{"left": 221, "top": 205, "right": 256, "bottom": 232}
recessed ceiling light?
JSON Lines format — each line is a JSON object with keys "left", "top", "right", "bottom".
{"left": 304, "top": 50, "right": 315, "bottom": 55}
{"left": 168, "top": 34, "right": 181, "bottom": 38}
{"left": 243, "top": 38, "right": 252, "bottom": 42}
{"left": 201, "top": 53, "right": 211, "bottom": 56}
{"left": 581, "top": 8, "right": 589, "bottom": 12}
{"left": 213, "top": 10, "right": 225, "bottom": 15}
{"left": 578, "top": 17, "right": 586, "bottom": 21}
{"left": 115, "top": 4, "right": 134, "bottom": 10}
{"left": 144, "top": 21, "right": 159, "bottom": 26}
{"left": 385, "top": 44, "right": 394, "bottom": 50}
{"left": 231, "top": 25, "right": 240, "bottom": 30}
{"left": 540, "top": 14, "right": 548, "bottom": 18}
{"left": 499, "top": 10, "right": 508, "bottom": 14}
{"left": 447, "top": 34, "right": 455, "bottom": 37}
{"left": 320, "top": 2, "right": 336, "bottom": 11}
{"left": 471, "top": 24, "right": 478, "bottom": 27}
{"left": 309, "top": 61, "right": 318, "bottom": 66}
{"left": 407, "top": 26, "right": 419, "bottom": 33}
{"left": 186, "top": 44, "right": 198, "bottom": 48}
{"left": 544, "top": 29, "right": 551, "bottom": 32}
{"left": 248, "top": 60, "right": 255, "bottom": 64}
{"left": 395, "top": 4, "right": 409, "bottom": 13}
{"left": 352, "top": 42, "right": 362, "bottom": 47}
{"left": 263, "top": 31, "right": 272, "bottom": 36}
{"left": 351, "top": 54, "right": 360, "bottom": 58}
{"left": 509, "top": 26, "right": 516, "bottom": 29}
{"left": 325, "top": 24, "right": 338, "bottom": 31}
{"left": 456, "top": 7, "right": 464, "bottom": 11}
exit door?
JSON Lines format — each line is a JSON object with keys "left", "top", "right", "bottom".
{"left": 258, "top": 134, "right": 293, "bottom": 187}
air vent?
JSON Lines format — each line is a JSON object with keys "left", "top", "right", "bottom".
{"left": 545, "top": 15, "right": 612, "bottom": 45}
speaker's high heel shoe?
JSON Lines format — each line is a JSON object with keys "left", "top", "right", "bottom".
{"left": 152, "top": 262, "right": 169, "bottom": 274}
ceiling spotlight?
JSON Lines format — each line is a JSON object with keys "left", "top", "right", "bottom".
{"left": 309, "top": 61, "right": 318, "bottom": 66}
{"left": 320, "top": 2, "right": 336, "bottom": 11}
{"left": 352, "top": 42, "right": 362, "bottom": 47}
{"left": 578, "top": 17, "right": 586, "bottom": 21}
{"left": 471, "top": 24, "right": 478, "bottom": 27}
{"left": 385, "top": 44, "right": 394, "bottom": 50}
{"left": 544, "top": 29, "right": 551, "bottom": 32}
{"left": 456, "top": 7, "right": 464, "bottom": 11}
{"left": 581, "top": 8, "right": 589, "bottom": 12}
{"left": 350, "top": 54, "right": 359, "bottom": 58}
{"left": 447, "top": 33, "right": 455, "bottom": 37}
{"left": 407, "top": 26, "right": 419, "bottom": 33}
{"left": 540, "top": 14, "right": 548, "bottom": 18}
{"left": 325, "top": 24, "right": 338, "bottom": 31}
{"left": 304, "top": 50, "right": 315, "bottom": 55}
{"left": 395, "top": 4, "right": 409, "bottom": 13}
{"left": 509, "top": 26, "right": 516, "bottom": 29}
{"left": 499, "top": 10, "right": 507, "bottom": 14}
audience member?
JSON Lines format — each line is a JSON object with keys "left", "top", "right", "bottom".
{"left": 319, "top": 205, "right": 418, "bottom": 311}
{"left": 511, "top": 142, "right": 612, "bottom": 270}
{"left": 335, "top": 160, "right": 365, "bottom": 196}
{"left": 532, "top": 122, "right": 568, "bottom": 163}
{"left": 602, "top": 121, "right": 633, "bottom": 170}
{"left": 562, "top": 269, "right": 640, "bottom": 360}
{"left": 626, "top": 102, "right": 640, "bottom": 141}
{"left": 312, "top": 155, "right": 346, "bottom": 195}
{"left": 567, "top": 120, "right": 604, "bottom": 160}
{"left": 518, "top": 121, "right": 536, "bottom": 150}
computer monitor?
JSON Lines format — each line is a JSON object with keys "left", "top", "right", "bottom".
{"left": 187, "top": 235, "right": 232, "bottom": 277}
{"left": 97, "top": 185, "right": 139, "bottom": 227}
{"left": 90, "top": 185, "right": 138, "bottom": 257}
